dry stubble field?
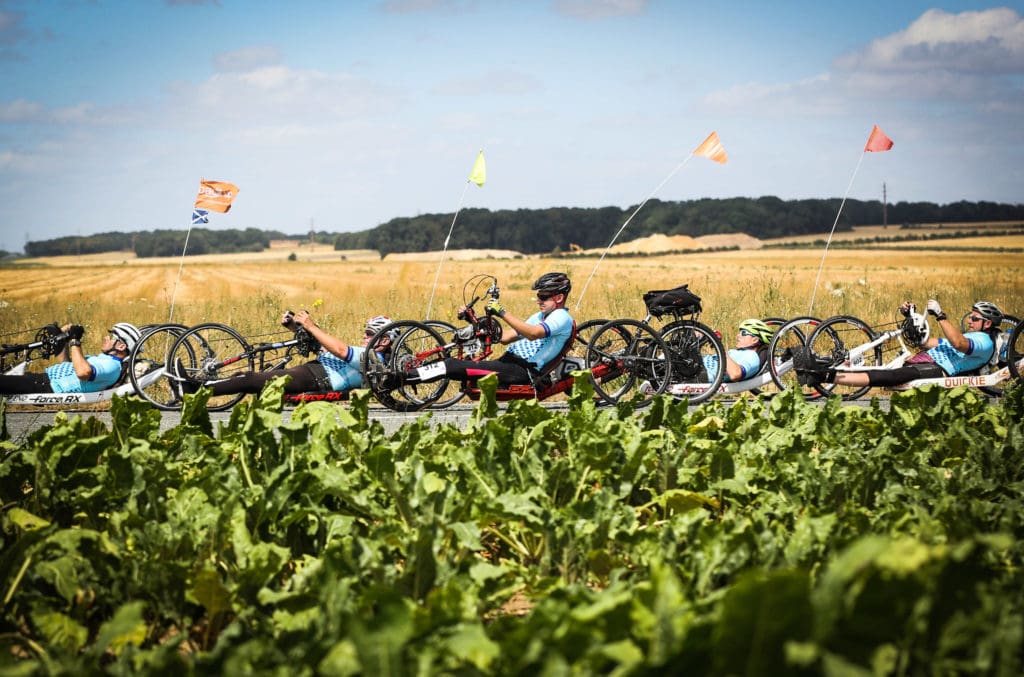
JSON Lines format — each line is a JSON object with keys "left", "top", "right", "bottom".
{"left": 2, "top": 245, "right": 1022, "bottom": 349}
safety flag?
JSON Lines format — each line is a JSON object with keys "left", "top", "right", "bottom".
{"left": 693, "top": 131, "right": 728, "bottom": 164}
{"left": 191, "top": 208, "right": 209, "bottom": 225}
{"left": 469, "top": 150, "right": 486, "bottom": 187}
{"left": 864, "top": 125, "right": 894, "bottom": 152}
{"left": 195, "top": 180, "right": 240, "bottom": 213}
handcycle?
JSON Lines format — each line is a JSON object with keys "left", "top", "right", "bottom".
{"left": 144, "top": 320, "right": 327, "bottom": 411}
{"left": 360, "top": 274, "right": 671, "bottom": 411}
{"left": 797, "top": 304, "right": 1021, "bottom": 399}
{"left": 1, "top": 322, "right": 170, "bottom": 406}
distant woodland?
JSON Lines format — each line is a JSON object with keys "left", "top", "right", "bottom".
{"left": 18, "top": 196, "right": 1024, "bottom": 258}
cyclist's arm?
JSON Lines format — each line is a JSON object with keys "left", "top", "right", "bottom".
{"left": 497, "top": 311, "right": 547, "bottom": 342}
{"left": 725, "top": 354, "right": 744, "bottom": 382}
{"left": 934, "top": 317, "right": 971, "bottom": 353}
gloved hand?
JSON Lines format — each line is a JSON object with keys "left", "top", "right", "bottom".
{"left": 67, "top": 324, "right": 85, "bottom": 340}
{"left": 899, "top": 302, "right": 911, "bottom": 317}
{"left": 486, "top": 299, "right": 506, "bottom": 317}
{"left": 925, "top": 299, "right": 945, "bottom": 319}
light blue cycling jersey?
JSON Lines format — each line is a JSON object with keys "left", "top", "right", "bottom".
{"left": 45, "top": 354, "right": 123, "bottom": 393}
{"left": 925, "top": 332, "right": 994, "bottom": 375}
{"left": 702, "top": 348, "right": 761, "bottom": 383}
{"left": 317, "top": 345, "right": 365, "bottom": 391}
{"left": 507, "top": 308, "right": 574, "bottom": 370}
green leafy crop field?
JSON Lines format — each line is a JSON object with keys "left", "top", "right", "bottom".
{"left": 2, "top": 377, "right": 1023, "bottom": 674}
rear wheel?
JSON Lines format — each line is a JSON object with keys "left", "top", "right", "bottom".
{"left": 660, "top": 320, "right": 726, "bottom": 405}
{"left": 167, "top": 323, "right": 251, "bottom": 411}
{"left": 807, "top": 315, "right": 881, "bottom": 400}
{"left": 128, "top": 323, "right": 191, "bottom": 411}
{"left": 362, "top": 321, "right": 449, "bottom": 412}
{"left": 584, "top": 319, "right": 670, "bottom": 407}
{"left": 768, "top": 316, "right": 825, "bottom": 399}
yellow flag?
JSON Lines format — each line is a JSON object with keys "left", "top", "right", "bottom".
{"left": 693, "top": 131, "right": 728, "bottom": 164}
{"left": 468, "top": 150, "right": 486, "bottom": 186}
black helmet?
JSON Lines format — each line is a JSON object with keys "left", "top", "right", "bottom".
{"left": 532, "top": 272, "right": 571, "bottom": 296}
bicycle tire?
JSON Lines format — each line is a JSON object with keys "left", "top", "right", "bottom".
{"left": 660, "top": 319, "right": 727, "bottom": 405}
{"left": 422, "top": 320, "right": 466, "bottom": 409}
{"left": 584, "top": 319, "right": 670, "bottom": 407}
{"left": 979, "top": 315, "right": 1019, "bottom": 396}
{"left": 167, "top": 323, "right": 252, "bottom": 411}
{"left": 747, "top": 317, "right": 786, "bottom": 396}
{"left": 361, "top": 320, "right": 449, "bottom": 412}
{"left": 807, "top": 315, "right": 881, "bottom": 400}
{"left": 1008, "top": 317, "right": 1024, "bottom": 381}
{"left": 767, "top": 316, "right": 827, "bottom": 399}
{"left": 128, "top": 323, "right": 191, "bottom": 411}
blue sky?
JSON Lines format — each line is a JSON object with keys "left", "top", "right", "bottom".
{"left": 1, "top": 0, "right": 1022, "bottom": 254}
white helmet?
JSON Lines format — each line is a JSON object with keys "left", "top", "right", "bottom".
{"left": 365, "top": 315, "right": 399, "bottom": 341}
{"left": 110, "top": 322, "right": 142, "bottom": 352}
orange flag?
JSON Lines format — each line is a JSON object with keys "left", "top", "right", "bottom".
{"left": 693, "top": 131, "right": 728, "bottom": 164}
{"left": 864, "top": 125, "right": 894, "bottom": 152}
{"left": 195, "top": 180, "right": 240, "bottom": 213}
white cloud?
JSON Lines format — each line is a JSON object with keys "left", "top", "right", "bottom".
{"left": 0, "top": 97, "right": 42, "bottom": 121}
{"left": 551, "top": 0, "right": 647, "bottom": 20}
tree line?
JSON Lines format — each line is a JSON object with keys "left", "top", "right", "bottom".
{"left": 18, "top": 197, "right": 1024, "bottom": 258}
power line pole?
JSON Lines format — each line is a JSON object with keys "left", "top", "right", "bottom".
{"left": 882, "top": 182, "right": 888, "bottom": 228}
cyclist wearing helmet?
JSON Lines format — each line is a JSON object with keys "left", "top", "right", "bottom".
{"left": 175, "top": 311, "right": 395, "bottom": 396}
{"left": 795, "top": 299, "right": 1003, "bottom": 388}
{"left": 400, "top": 272, "right": 575, "bottom": 387}
{"left": 0, "top": 321, "right": 141, "bottom": 394}
{"left": 720, "top": 319, "right": 774, "bottom": 382}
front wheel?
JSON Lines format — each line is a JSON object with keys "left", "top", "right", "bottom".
{"left": 362, "top": 321, "right": 449, "bottom": 412}
{"left": 767, "top": 316, "right": 824, "bottom": 399}
{"left": 585, "top": 319, "right": 670, "bottom": 407}
{"left": 806, "top": 315, "right": 881, "bottom": 400}
{"left": 167, "top": 323, "right": 252, "bottom": 411}
{"left": 659, "top": 320, "right": 726, "bottom": 405}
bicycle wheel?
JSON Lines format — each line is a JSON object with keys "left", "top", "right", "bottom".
{"left": 128, "top": 323, "right": 191, "bottom": 411}
{"left": 660, "top": 320, "right": 727, "bottom": 405}
{"left": 422, "top": 320, "right": 465, "bottom": 409}
{"left": 806, "top": 315, "right": 881, "bottom": 400}
{"left": 747, "top": 317, "right": 786, "bottom": 396}
{"left": 362, "top": 321, "right": 449, "bottom": 412}
{"left": 585, "top": 319, "right": 670, "bottom": 407}
{"left": 979, "top": 315, "right": 1019, "bottom": 396}
{"left": 767, "top": 316, "right": 826, "bottom": 399}
{"left": 1008, "top": 317, "right": 1024, "bottom": 381}
{"left": 167, "top": 323, "right": 251, "bottom": 411}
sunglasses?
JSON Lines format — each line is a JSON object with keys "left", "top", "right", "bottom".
{"left": 364, "top": 330, "right": 376, "bottom": 337}
{"left": 536, "top": 292, "right": 556, "bottom": 301}
{"left": 739, "top": 329, "right": 757, "bottom": 337}
{"left": 967, "top": 315, "right": 984, "bottom": 323}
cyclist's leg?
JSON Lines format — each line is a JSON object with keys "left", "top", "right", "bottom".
{"left": 0, "top": 373, "right": 52, "bottom": 394}
{"left": 404, "top": 356, "right": 530, "bottom": 386}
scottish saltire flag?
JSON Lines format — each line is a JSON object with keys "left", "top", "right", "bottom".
{"left": 192, "top": 208, "right": 209, "bottom": 225}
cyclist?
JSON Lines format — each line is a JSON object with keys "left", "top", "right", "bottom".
{"left": 174, "top": 312, "right": 396, "bottom": 397}
{"left": 712, "top": 318, "right": 775, "bottom": 382}
{"left": 0, "top": 322, "right": 141, "bottom": 395}
{"left": 396, "top": 272, "right": 575, "bottom": 387}
{"left": 794, "top": 299, "right": 1003, "bottom": 388}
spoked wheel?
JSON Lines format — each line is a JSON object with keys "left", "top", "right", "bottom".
{"left": 1008, "top": 318, "right": 1024, "bottom": 381}
{"left": 748, "top": 317, "right": 786, "bottom": 396}
{"left": 361, "top": 321, "right": 449, "bottom": 412}
{"left": 806, "top": 315, "right": 881, "bottom": 400}
{"left": 128, "top": 323, "right": 191, "bottom": 410}
{"left": 767, "top": 316, "right": 825, "bottom": 399}
{"left": 660, "top": 320, "right": 727, "bottom": 405}
{"left": 422, "top": 320, "right": 465, "bottom": 409}
{"left": 167, "top": 323, "right": 252, "bottom": 411}
{"left": 978, "top": 315, "right": 1019, "bottom": 397}
{"left": 584, "top": 319, "right": 671, "bottom": 407}
{"left": 571, "top": 319, "right": 610, "bottom": 356}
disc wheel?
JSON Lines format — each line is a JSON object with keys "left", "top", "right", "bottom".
{"left": 806, "top": 315, "right": 881, "bottom": 400}
{"left": 128, "top": 323, "right": 191, "bottom": 410}
{"left": 585, "top": 319, "right": 671, "bottom": 407}
{"left": 767, "top": 316, "right": 825, "bottom": 399}
{"left": 362, "top": 321, "right": 449, "bottom": 412}
{"left": 167, "top": 323, "right": 252, "bottom": 411}
{"left": 660, "top": 320, "right": 727, "bottom": 405}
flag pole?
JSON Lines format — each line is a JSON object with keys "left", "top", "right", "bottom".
{"left": 425, "top": 182, "right": 471, "bottom": 321}
{"left": 167, "top": 223, "right": 195, "bottom": 324}
{"left": 425, "top": 150, "right": 486, "bottom": 321}
{"left": 807, "top": 154, "right": 865, "bottom": 315}
{"left": 574, "top": 157, "right": 694, "bottom": 312}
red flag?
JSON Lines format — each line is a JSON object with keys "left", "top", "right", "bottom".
{"left": 195, "top": 180, "right": 240, "bottom": 213}
{"left": 864, "top": 125, "right": 893, "bottom": 152}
